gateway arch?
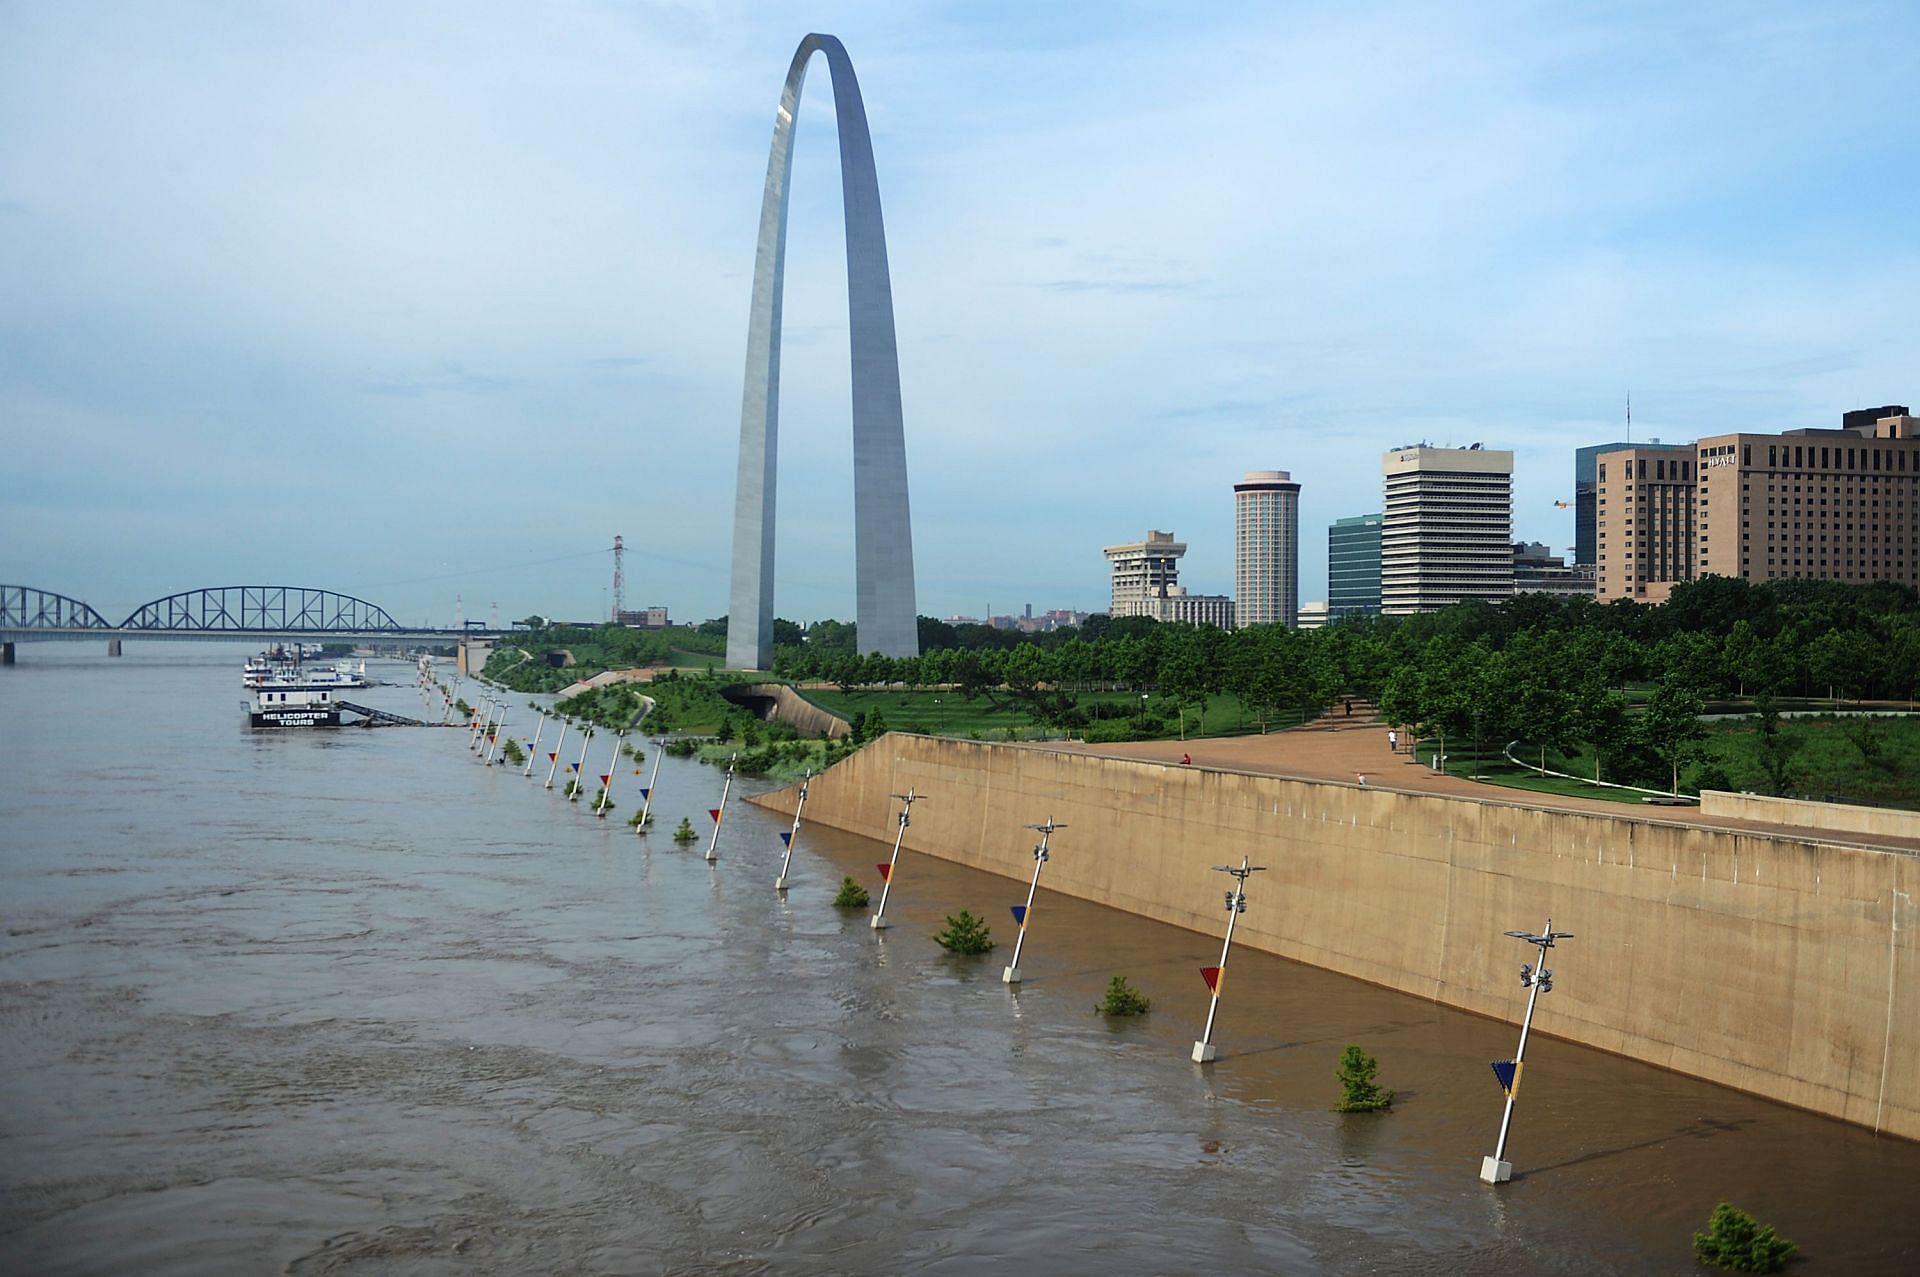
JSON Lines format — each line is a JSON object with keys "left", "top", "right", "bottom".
{"left": 726, "top": 33, "right": 919, "bottom": 672}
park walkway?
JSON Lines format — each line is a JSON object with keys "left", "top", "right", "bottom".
{"left": 1035, "top": 709, "right": 1920, "bottom": 856}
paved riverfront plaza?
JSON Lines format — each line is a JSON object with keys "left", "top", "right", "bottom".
{"left": 1047, "top": 709, "right": 1920, "bottom": 856}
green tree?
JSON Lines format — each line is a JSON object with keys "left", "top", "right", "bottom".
{"left": 1096, "top": 975, "right": 1151, "bottom": 1016}
{"left": 1692, "top": 1202, "right": 1795, "bottom": 1273}
{"left": 1641, "top": 676, "right": 1707, "bottom": 795}
{"left": 1750, "top": 697, "right": 1799, "bottom": 796}
{"left": 933, "top": 910, "right": 995, "bottom": 954}
{"left": 1333, "top": 1044, "right": 1394, "bottom": 1112}
{"left": 1721, "top": 620, "right": 1761, "bottom": 697}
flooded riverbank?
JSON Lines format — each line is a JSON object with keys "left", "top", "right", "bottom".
{"left": 2, "top": 645, "right": 1916, "bottom": 1272}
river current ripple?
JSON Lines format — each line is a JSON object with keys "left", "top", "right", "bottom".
{"left": 2, "top": 645, "right": 1917, "bottom": 1274}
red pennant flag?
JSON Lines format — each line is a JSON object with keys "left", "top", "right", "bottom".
{"left": 708, "top": 808, "right": 722, "bottom": 823}
{"left": 548, "top": 752, "right": 558, "bottom": 761}
{"left": 1201, "top": 966, "right": 1222, "bottom": 993}
{"left": 599, "top": 774, "right": 611, "bottom": 785}
{"left": 877, "top": 863, "right": 892, "bottom": 882}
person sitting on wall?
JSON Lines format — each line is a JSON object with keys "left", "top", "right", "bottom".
{"left": 1181, "top": 753, "right": 1191, "bottom": 765}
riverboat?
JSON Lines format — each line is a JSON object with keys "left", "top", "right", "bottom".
{"left": 245, "top": 673, "right": 344, "bottom": 728}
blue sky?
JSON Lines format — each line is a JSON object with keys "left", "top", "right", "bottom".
{"left": 2, "top": 1, "right": 1914, "bottom": 627}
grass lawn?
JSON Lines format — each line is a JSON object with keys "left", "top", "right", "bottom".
{"left": 1422, "top": 714, "right": 1920, "bottom": 809}
{"left": 798, "top": 688, "right": 1299, "bottom": 741}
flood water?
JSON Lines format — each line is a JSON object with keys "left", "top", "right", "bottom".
{"left": 3, "top": 644, "right": 1918, "bottom": 1274}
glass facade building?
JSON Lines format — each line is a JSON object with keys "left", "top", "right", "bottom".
{"left": 1328, "top": 513, "right": 1383, "bottom": 616}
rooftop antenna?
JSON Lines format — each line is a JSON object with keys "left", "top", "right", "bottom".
{"left": 1626, "top": 392, "right": 1632, "bottom": 445}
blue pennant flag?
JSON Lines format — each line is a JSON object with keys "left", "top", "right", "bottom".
{"left": 779, "top": 831, "right": 792, "bottom": 846}
{"left": 1491, "top": 1060, "right": 1520, "bottom": 1095}
{"left": 1010, "top": 904, "right": 1028, "bottom": 927}
{"left": 639, "top": 787, "right": 650, "bottom": 799}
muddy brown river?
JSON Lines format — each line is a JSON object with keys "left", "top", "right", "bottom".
{"left": 3, "top": 645, "right": 1917, "bottom": 1273}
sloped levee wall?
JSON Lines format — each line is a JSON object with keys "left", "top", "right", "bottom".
{"left": 753, "top": 733, "right": 1919, "bottom": 1139}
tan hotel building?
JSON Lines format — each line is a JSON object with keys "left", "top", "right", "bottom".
{"left": 1595, "top": 408, "right": 1920, "bottom": 601}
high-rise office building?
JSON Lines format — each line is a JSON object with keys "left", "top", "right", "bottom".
{"left": 1695, "top": 409, "right": 1918, "bottom": 587}
{"left": 1592, "top": 407, "right": 1920, "bottom": 598}
{"left": 1233, "top": 470, "right": 1300, "bottom": 627}
{"left": 1593, "top": 446, "right": 1697, "bottom": 602}
{"left": 1328, "top": 513, "right": 1383, "bottom": 616}
{"left": 1103, "top": 530, "right": 1186, "bottom": 618}
{"left": 1575, "top": 441, "right": 1686, "bottom": 566}
{"left": 1381, "top": 446, "right": 1515, "bottom": 615}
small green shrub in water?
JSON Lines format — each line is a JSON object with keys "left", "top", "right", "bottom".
{"left": 934, "top": 910, "right": 995, "bottom": 955}
{"left": 501, "top": 739, "right": 525, "bottom": 767}
{"left": 1096, "top": 975, "right": 1150, "bottom": 1016}
{"left": 628, "top": 808, "right": 653, "bottom": 829}
{"left": 832, "top": 876, "right": 870, "bottom": 908}
{"left": 1693, "top": 1203, "right": 1795, "bottom": 1273}
{"left": 672, "top": 817, "right": 698, "bottom": 843}
{"left": 1333, "top": 1045, "right": 1394, "bottom": 1112}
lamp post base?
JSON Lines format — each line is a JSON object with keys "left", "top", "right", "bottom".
{"left": 1001, "top": 965, "right": 1022, "bottom": 984}
{"left": 705, "top": 851, "right": 718, "bottom": 863}
{"left": 1191, "top": 1041, "right": 1218, "bottom": 1064}
{"left": 774, "top": 876, "right": 789, "bottom": 891}
{"left": 1479, "top": 1156, "right": 1512, "bottom": 1184}
{"left": 869, "top": 915, "right": 889, "bottom": 930}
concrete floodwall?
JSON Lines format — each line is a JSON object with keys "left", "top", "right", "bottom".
{"left": 755, "top": 733, "right": 1920, "bottom": 1139}
{"left": 723, "top": 683, "right": 850, "bottom": 739}
{"left": 1701, "top": 789, "right": 1920, "bottom": 843}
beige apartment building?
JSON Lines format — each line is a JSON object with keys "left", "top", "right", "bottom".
{"left": 1593, "top": 447, "right": 1697, "bottom": 602}
{"left": 1697, "top": 411, "right": 1920, "bottom": 585}
{"left": 1594, "top": 408, "right": 1920, "bottom": 599}
{"left": 1103, "top": 530, "right": 1186, "bottom": 617}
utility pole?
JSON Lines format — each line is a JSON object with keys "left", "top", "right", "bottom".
{"left": 1002, "top": 818, "right": 1064, "bottom": 984}
{"left": 1480, "top": 918, "right": 1574, "bottom": 1184}
{"left": 869, "top": 789, "right": 924, "bottom": 930}
{"left": 1192, "top": 856, "right": 1266, "bottom": 1063}
{"left": 774, "top": 771, "right": 812, "bottom": 890}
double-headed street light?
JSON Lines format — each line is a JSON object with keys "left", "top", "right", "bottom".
{"left": 1480, "top": 918, "right": 1574, "bottom": 1184}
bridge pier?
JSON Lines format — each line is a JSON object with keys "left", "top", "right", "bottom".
{"left": 107, "top": 639, "right": 122, "bottom": 657}
{"left": 2, "top": 641, "right": 14, "bottom": 666}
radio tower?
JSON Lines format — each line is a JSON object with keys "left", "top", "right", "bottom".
{"left": 611, "top": 535, "right": 625, "bottom": 622}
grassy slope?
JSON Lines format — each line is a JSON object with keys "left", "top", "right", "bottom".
{"left": 1435, "top": 716, "right": 1920, "bottom": 809}
{"left": 798, "top": 688, "right": 1286, "bottom": 740}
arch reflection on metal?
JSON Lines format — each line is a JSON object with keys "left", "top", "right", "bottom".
{"left": 120, "top": 586, "right": 403, "bottom": 633}
{"left": 0, "top": 585, "right": 113, "bottom": 630}
{"left": 727, "top": 32, "right": 919, "bottom": 672}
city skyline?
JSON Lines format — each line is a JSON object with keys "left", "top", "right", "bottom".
{"left": 2, "top": 3, "right": 1915, "bottom": 624}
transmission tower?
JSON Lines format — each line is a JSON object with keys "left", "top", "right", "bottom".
{"left": 612, "top": 535, "right": 626, "bottom": 621}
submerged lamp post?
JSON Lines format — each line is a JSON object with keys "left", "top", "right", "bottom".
{"left": 774, "top": 770, "right": 812, "bottom": 890}
{"left": 522, "top": 709, "right": 546, "bottom": 777}
{"left": 1192, "top": 856, "right": 1266, "bottom": 1063}
{"left": 869, "top": 788, "right": 923, "bottom": 930}
{"left": 484, "top": 703, "right": 509, "bottom": 765}
{"left": 543, "top": 718, "right": 569, "bottom": 789}
{"left": 635, "top": 738, "right": 663, "bottom": 836}
{"left": 1002, "top": 818, "right": 1064, "bottom": 985}
{"left": 593, "top": 730, "right": 623, "bottom": 817}
{"left": 704, "top": 754, "right": 736, "bottom": 861}
{"left": 1480, "top": 918, "right": 1574, "bottom": 1184}
{"left": 567, "top": 726, "right": 594, "bottom": 801}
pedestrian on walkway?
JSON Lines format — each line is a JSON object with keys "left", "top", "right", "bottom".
{"left": 1387, "top": 728, "right": 1398, "bottom": 754}
{"left": 1344, "top": 699, "right": 1353, "bottom": 717}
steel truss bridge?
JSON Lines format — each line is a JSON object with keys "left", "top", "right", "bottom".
{"left": 1, "top": 584, "right": 503, "bottom": 645}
